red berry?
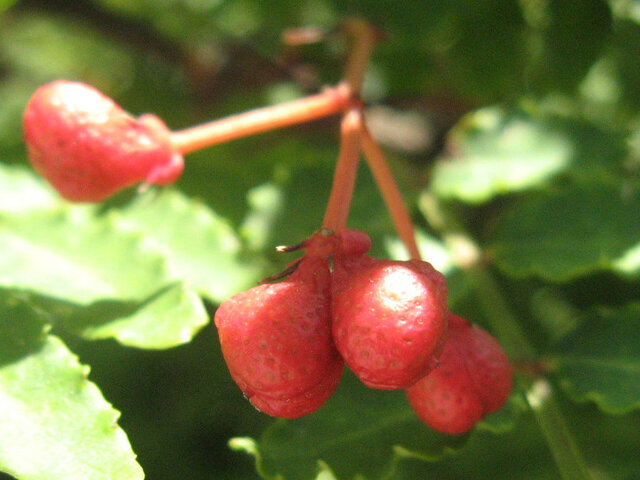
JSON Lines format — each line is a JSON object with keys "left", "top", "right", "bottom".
{"left": 406, "top": 314, "right": 513, "bottom": 435}
{"left": 331, "top": 257, "right": 448, "bottom": 390}
{"left": 214, "top": 256, "right": 342, "bottom": 418}
{"left": 23, "top": 80, "right": 183, "bottom": 202}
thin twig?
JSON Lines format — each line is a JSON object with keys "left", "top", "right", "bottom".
{"left": 322, "top": 108, "right": 363, "bottom": 232}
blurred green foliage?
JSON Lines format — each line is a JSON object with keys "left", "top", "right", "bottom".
{"left": 1, "top": 0, "right": 640, "bottom": 479}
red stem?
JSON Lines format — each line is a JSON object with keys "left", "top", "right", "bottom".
{"left": 361, "top": 124, "right": 421, "bottom": 260}
{"left": 170, "top": 84, "right": 351, "bottom": 154}
{"left": 322, "top": 108, "right": 363, "bottom": 232}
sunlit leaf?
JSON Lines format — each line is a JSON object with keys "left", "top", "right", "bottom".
{"left": 384, "top": 229, "right": 454, "bottom": 274}
{"left": 117, "top": 189, "right": 263, "bottom": 302}
{"left": 0, "top": 164, "right": 60, "bottom": 214}
{"left": 58, "top": 283, "right": 208, "bottom": 349}
{"left": 431, "top": 108, "right": 570, "bottom": 203}
{"left": 0, "top": 298, "right": 143, "bottom": 480}
{"left": 0, "top": 208, "right": 172, "bottom": 304}
{"left": 430, "top": 107, "right": 625, "bottom": 204}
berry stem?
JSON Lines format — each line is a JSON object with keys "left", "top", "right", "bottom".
{"left": 170, "top": 84, "right": 351, "bottom": 154}
{"left": 322, "top": 108, "right": 363, "bottom": 232}
{"left": 361, "top": 125, "right": 421, "bottom": 260}
{"left": 320, "top": 19, "right": 377, "bottom": 232}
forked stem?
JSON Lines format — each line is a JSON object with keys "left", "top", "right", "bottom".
{"left": 171, "top": 19, "right": 418, "bottom": 260}
{"left": 322, "top": 108, "right": 363, "bottom": 232}
{"left": 361, "top": 126, "right": 421, "bottom": 260}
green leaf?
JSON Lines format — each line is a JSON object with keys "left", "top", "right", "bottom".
{"left": 230, "top": 438, "right": 343, "bottom": 480}
{"left": 117, "top": 189, "right": 263, "bottom": 302}
{"left": 229, "top": 437, "right": 283, "bottom": 480}
{"left": 549, "top": 303, "right": 640, "bottom": 414}
{"left": 478, "top": 394, "right": 528, "bottom": 434}
{"left": 0, "top": 208, "right": 172, "bottom": 305}
{"left": 612, "top": 0, "right": 640, "bottom": 24}
{"left": 526, "top": 0, "right": 612, "bottom": 92}
{"left": 0, "top": 0, "right": 18, "bottom": 13}
{"left": 0, "top": 299, "right": 143, "bottom": 480}
{"left": 57, "top": 283, "right": 208, "bottom": 349}
{"left": 0, "top": 183, "right": 209, "bottom": 349}
{"left": 613, "top": 19, "right": 640, "bottom": 108}
{"left": 241, "top": 182, "right": 286, "bottom": 252}
{"left": 430, "top": 107, "right": 626, "bottom": 204}
{"left": 0, "top": 13, "right": 134, "bottom": 91}
{"left": 260, "top": 379, "right": 464, "bottom": 480}
{"left": 242, "top": 372, "right": 520, "bottom": 480}
{"left": 0, "top": 164, "right": 60, "bottom": 215}
{"left": 0, "top": 291, "right": 50, "bottom": 365}
{"left": 488, "top": 185, "right": 640, "bottom": 281}
{"left": 444, "top": 0, "right": 527, "bottom": 101}
{"left": 430, "top": 108, "right": 572, "bottom": 203}
{"left": 524, "top": 379, "right": 596, "bottom": 480}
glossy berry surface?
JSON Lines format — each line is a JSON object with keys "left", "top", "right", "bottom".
{"left": 406, "top": 314, "right": 513, "bottom": 435}
{"left": 214, "top": 255, "right": 343, "bottom": 418}
{"left": 23, "top": 80, "right": 184, "bottom": 202}
{"left": 331, "top": 257, "right": 448, "bottom": 390}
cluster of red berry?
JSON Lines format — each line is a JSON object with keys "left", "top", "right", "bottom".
{"left": 22, "top": 40, "right": 513, "bottom": 435}
{"left": 215, "top": 228, "right": 512, "bottom": 435}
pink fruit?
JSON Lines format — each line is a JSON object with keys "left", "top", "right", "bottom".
{"left": 331, "top": 257, "right": 448, "bottom": 390}
{"left": 214, "top": 255, "right": 342, "bottom": 418}
{"left": 23, "top": 80, "right": 183, "bottom": 202}
{"left": 406, "top": 314, "right": 513, "bottom": 435}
